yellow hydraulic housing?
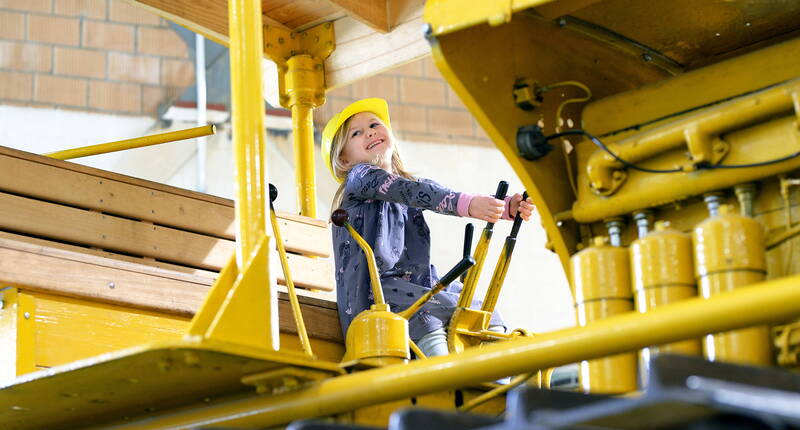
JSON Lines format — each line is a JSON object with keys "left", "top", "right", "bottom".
{"left": 630, "top": 221, "right": 701, "bottom": 384}
{"left": 694, "top": 203, "right": 773, "bottom": 365}
{"left": 571, "top": 236, "right": 637, "bottom": 394}
{"left": 264, "top": 23, "right": 334, "bottom": 218}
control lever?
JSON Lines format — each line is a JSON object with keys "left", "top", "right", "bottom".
{"left": 457, "top": 180, "right": 508, "bottom": 308}
{"left": 460, "top": 223, "right": 474, "bottom": 283}
{"left": 269, "top": 183, "right": 312, "bottom": 356}
{"left": 482, "top": 191, "right": 528, "bottom": 313}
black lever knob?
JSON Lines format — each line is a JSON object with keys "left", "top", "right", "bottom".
{"left": 463, "top": 223, "right": 474, "bottom": 258}
{"left": 439, "top": 256, "right": 476, "bottom": 287}
{"left": 510, "top": 191, "right": 528, "bottom": 238}
{"left": 269, "top": 183, "right": 278, "bottom": 203}
{"left": 331, "top": 208, "right": 349, "bottom": 227}
{"left": 494, "top": 181, "right": 509, "bottom": 200}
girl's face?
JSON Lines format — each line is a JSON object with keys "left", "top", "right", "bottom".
{"left": 339, "top": 112, "right": 394, "bottom": 171}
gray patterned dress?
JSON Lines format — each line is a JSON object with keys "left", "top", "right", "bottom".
{"left": 333, "top": 163, "right": 504, "bottom": 341}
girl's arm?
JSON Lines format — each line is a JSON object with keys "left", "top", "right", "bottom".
{"left": 344, "top": 163, "right": 462, "bottom": 216}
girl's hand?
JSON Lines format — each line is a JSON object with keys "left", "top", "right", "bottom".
{"left": 468, "top": 195, "right": 505, "bottom": 223}
{"left": 509, "top": 194, "right": 534, "bottom": 221}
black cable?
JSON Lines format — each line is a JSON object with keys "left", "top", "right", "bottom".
{"left": 547, "top": 128, "right": 800, "bottom": 172}
{"left": 699, "top": 151, "right": 800, "bottom": 169}
{"left": 546, "top": 129, "right": 683, "bottom": 173}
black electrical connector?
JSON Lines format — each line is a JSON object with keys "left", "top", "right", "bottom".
{"left": 516, "top": 125, "right": 552, "bottom": 161}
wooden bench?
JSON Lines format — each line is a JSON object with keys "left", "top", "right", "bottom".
{"left": 0, "top": 146, "right": 343, "bottom": 379}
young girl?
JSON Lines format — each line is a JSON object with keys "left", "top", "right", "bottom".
{"left": 321, "top": 98, "right": 534, "bottom": 357}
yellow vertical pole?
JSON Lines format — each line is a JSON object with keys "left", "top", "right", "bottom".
{"left": 264, "top": 24, "right": 334, "bottom": 219}
{"left": 229, "top": 0, "right": 268, "bottom": 264}
{"left": 292, "top": 104, "right": 317, "bottom": 217}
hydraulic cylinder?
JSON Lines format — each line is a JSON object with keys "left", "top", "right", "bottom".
{"left": 571, "top": 237, "right": 637, "bottom": 394}
{"left": 630, "top": 221, "right": 701, "bottom": 384}
{"left": 693, "top": 204, "right": 773, "bottom": 365}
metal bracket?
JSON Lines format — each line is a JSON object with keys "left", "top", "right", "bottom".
{"left": 264, "top": 22, "right": 335, "bottom": 109}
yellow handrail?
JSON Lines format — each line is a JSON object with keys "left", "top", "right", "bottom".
{"left": 45, "top": 125, "right": 216, "bottom": 160}
{"left": 112, "top": 272, "right": 800, "bottom": 429}
{"left": 269, "top": 205, "right": 313, "bottom": 357}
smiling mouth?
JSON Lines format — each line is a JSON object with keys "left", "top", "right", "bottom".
{"left": 366, "top": 139, "right": 383, "bottom": 150}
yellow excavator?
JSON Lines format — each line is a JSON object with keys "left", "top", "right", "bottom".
{"left": 2, "top": 0, "right": 800, "bottom": 429}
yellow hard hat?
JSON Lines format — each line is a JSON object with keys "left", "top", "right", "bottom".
{"left": 321, "top": 98, "right": 392, "bottom": 183}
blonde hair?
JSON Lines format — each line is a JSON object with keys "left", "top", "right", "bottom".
{"left": 329, "top": 115, "right": 413, "bottom": 212}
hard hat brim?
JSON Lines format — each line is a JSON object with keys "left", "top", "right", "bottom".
{"left": 321, "top": 98, "right": 392, "bottom": 183}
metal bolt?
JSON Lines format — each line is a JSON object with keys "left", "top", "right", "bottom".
{"left": 108, "top": 282, "right": 116, "bottom": 289}
{"left": 633, "top": 211, "right": 652, "bottom": 238}
{"left": 23, "top": 312, "right": 30, "bottom": 320}
{"left": 642, "top": 53, "right": 653, "bottom": 62}
{"left": 605, "top": 218, "right": 625, "bottom": 247}
{"left": 557, "top": 17, "right": 566, "bottom": 27}
{"left": 704, "top": 193, "right": 724, "bottom": 217}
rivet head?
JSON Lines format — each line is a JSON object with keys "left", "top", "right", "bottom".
{"left": 108, "top": 282, "right": 116, "bottom": 289}
{"left": 23, "top": 312, "right": 30, "bottom": 319}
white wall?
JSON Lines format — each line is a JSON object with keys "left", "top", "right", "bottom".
{"left": 0, "top": 105, "right": 575, "bottom": 333}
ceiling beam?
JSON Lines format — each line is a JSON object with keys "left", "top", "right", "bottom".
{"left": 127, "top": 0, "right": 428, "bottom": 90}
{"left": 326, "top": 0, "right": 389, "bottom": 33}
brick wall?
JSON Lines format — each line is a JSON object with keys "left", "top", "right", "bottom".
{"left": 315, "top": 57, "right": 492, "bottom": 147}
{"left": 0, "top": 0, "right": 194, "bottom": 116}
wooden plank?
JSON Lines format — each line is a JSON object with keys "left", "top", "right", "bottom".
{"left": 0, "top": 192, "right": 233, "bottom": 270}
{"left": 0, "top": 245, "right": 342, "bottom": 342}
{"left": 0, "top": 231, "right": 219, "bottom": 281}
{"left": 0, "top": 233, "right": 336, "bottom": 309}
{"left": 0, "top": 145, "right": 231, "bottom": 207}
{"left": 0, "top": 147, "right": 332, "bottom": 258}
{"left": 126, "top": 0, "right": 426, "bottom": 90}
{"left": 325, "top": 9, "right": 428, "bottom": 89}
{"left": 264, "top": 0, "right": 340, "bottom": 29}
{"left": 0, "top": 218, "right": 335, "bottom": 291}
{"left": 327, "top": 0, "right": 388, "bottom": 32}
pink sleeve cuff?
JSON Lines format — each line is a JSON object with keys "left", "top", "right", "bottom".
{"left": 457, "top": 192, "right": 475, "bottom": 217}
{"left": 501, "top": 196, "right": 513, "bottom": 221}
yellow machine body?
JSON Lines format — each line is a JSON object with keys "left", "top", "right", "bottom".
{"left": 571, "top": 237, "right": 637, "bottom": 394}
{"left": 5, "top": 1, "right": 800, "bottom": 429}
{"left": 630, "top": 222, "right": 701, "bottom": 383}
{"left": 343, "top": 304, "right": 410, "bottom": 367}
{"left": 694, "top": 206, "right": 773, "bottom": 365}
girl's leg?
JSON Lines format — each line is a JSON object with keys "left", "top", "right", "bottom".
{"left": 416, "top": 328, "right": 449, "bottom": 357}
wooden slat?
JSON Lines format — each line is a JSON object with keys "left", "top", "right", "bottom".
{"left": 0, "top": 233, "right": 336, "bottom": 309}
{"left": 264, "top": 0, "right": 340, "bottom": 29}
{"left": 0, "top": 241, "right": 342, "bottom": 342}
{"left": 328, "top": 0, "right": 388, "bottom": 32}
{"left": 326, "top": 7, "right": 428, "bottom": 89}
{"left": 0, "top": 146, "right": 332, "bottom": 258}
{"left": 0, "top": 193, "right": 334, "bottom": 291}
{"left": 126, "top": 0, "right": 427, "bottom": 90}
{"left": 0, "top": 191, "right": 233, "bottom": 270}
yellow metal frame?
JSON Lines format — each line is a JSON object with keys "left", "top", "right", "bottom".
{"left": 264, "top": 23, "right": 335, "bottom": 218}
{"left": 424, "top": 0, "right": 558, "bottom": 36}
{"left": 107, "top": 273, "right": 800, "bottom": 429}
{"left": 185, "top": 0, "right": 277, "bottom": 351}
{"left": 45, "top": 125, "right": 216, "bottom": 160}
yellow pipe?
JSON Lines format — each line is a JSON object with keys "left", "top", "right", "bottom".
{"left": 45, "top": 125, "right": 216, "bottom": 160}
{"left": 481, "top": 240, "right": 513, "bottom": 313}
{"left": 586, "top": 79, "right": 800, "bottom": 193}
{"left": 104, "top": 273, "right": 800, "bottom": 430}
{"left": 292, "top": 104, "right": 317, "bottom": 218}
{"left": 269, "top": 209, "right": 313, "bottom": 356}
{"left": 344, "top": 223, "right": 385, "bottom": 305}
{"left": 460, "top": 372, "right": 534, "bottom": 411}
{"left": 229, "top": 0, "right": 268, "bottom": 263}
{"left": 458, "top": 231, "right": 491, "bottom": 308}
